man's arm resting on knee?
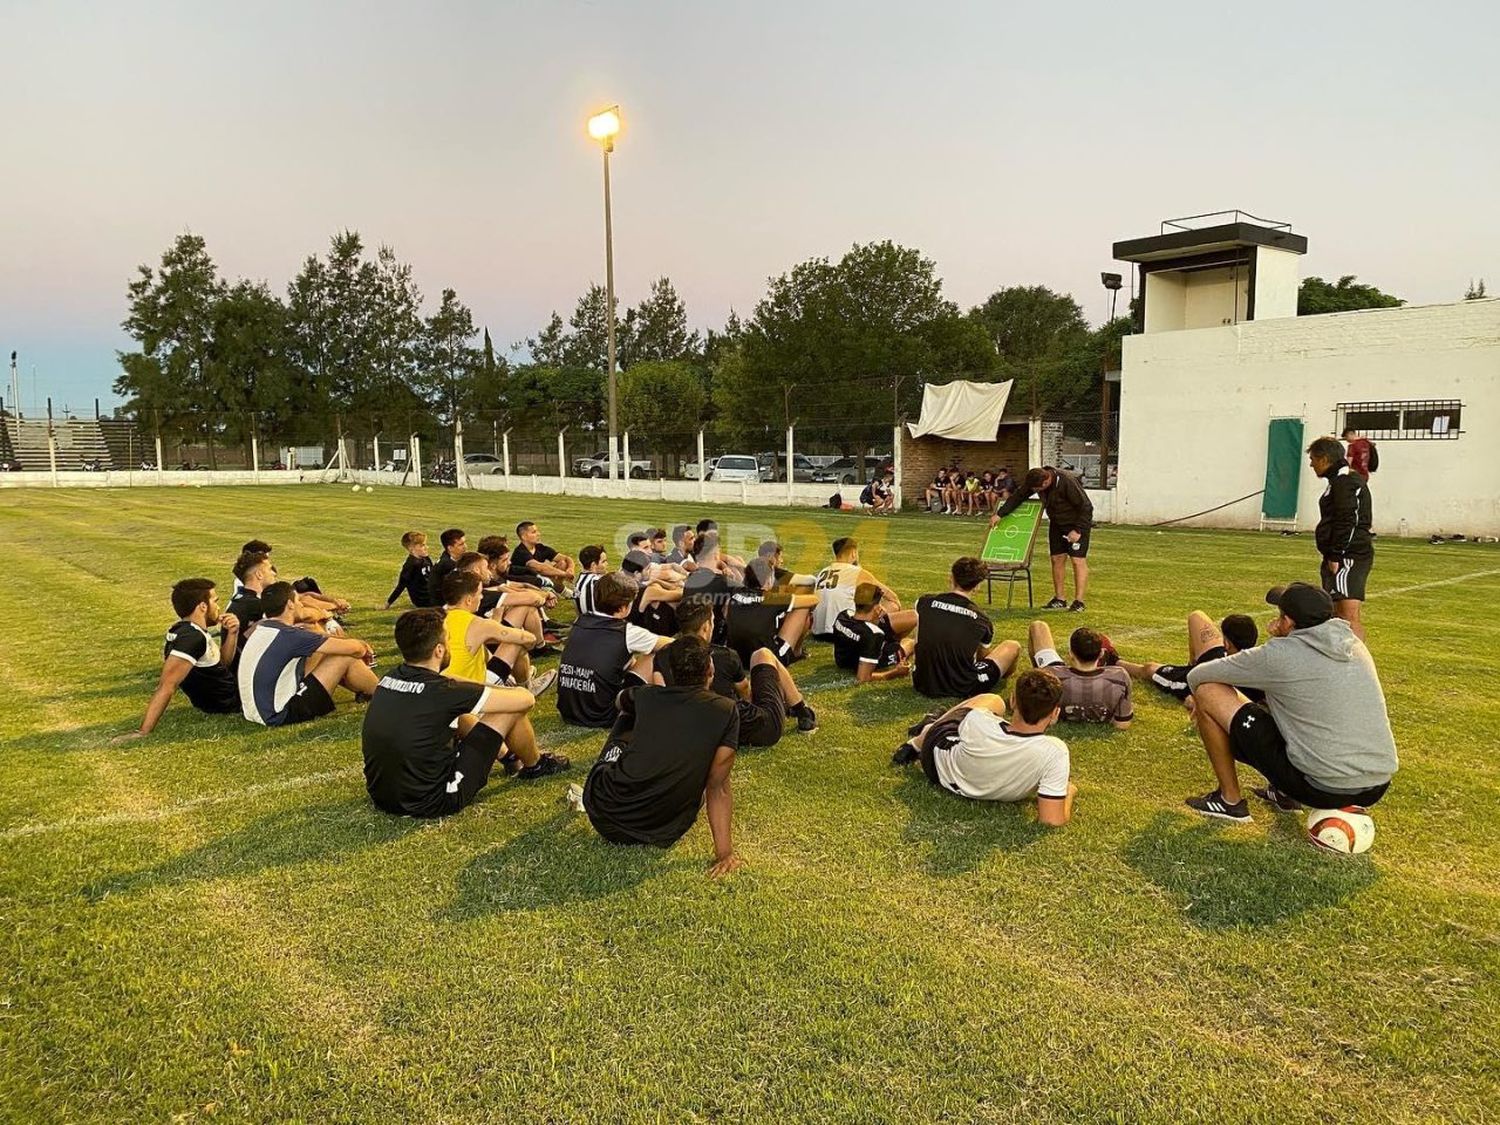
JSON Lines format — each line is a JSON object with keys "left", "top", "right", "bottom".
{"left": 317, "top": 635, "right": 372, "bottom": 658}
{"left": 1186, "top": 645, "right": 1290, "bottom": 693}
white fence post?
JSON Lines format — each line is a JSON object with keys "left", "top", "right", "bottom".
{"left": 786, "top": 424, "right": 795, "bottom": 506}
{"left": 502, "top": 429, "right": 511, "bottom": 484}
{"left": 372, "top": 435, "right": 380, "bottom": 474}
{"left": 251, "top": 433, "right": 260, "bottom": 481}
{"left": 453, "top": 421, "right": 467, "bottom": 490}
{"left": 337, "top": 433, "right": 350, "bottom": 482}
{"left": 410, "top": 435, "right": 423, "bottom": 486}
{"left": 155, "top": 433, "right": 164, "bottom": 482}
{"left": 697, "top": 428, "right": 706, "bottom": 502}
{"left": 892, "top": 424, "right": 903, "bottom": 510}
{"left": 47, "top": 427, "right": 58, "bottom": 486}
{"left": 557, "top": 430, "right": 567, "bottom": 490}
{"left": 622, "top": 431, "right": 631, "bottom": 497}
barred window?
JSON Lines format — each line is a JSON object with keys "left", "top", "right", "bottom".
{"left": 1336, "top": 401, "right": 1462, "bottom": 441}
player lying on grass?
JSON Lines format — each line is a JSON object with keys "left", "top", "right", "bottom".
{"left": 573, "top": 636, "right": 744, "bottom": 878}
{"left": 1115, "top": 611, "right": 1260, "bottom": 706}
{"left": 890, "top": 668, "right": 1076, "bottom": 826}
{"left": 511, "top": 520, "right": 576, "bottom": 589}
{"left": 557, "top": 573, "right": 674, "bottom": 728}
{"left": 913, "top": 556, "right": 1021, "bottom": 699}
{"left": 440, "top": 571, "right": 555, "bottom": 698}
{"left": 832, "top": 581, "right": 919, "bottom": 683}
{"left": 113, "top": 578, "right": 242, "bottom": 743}
{"left": 991, "top": 466, "right": 1094, "bottom": 612}
{"left": 812, "top": 537, "right": 901, "bottom": 639}
{"left": 240, "top": 538, "right": 349, "bottom": 619}
{"left": 362, "top": 608, "right": 570, "bottom": 819}
{"left": 724, "top": 558, "right": 818, "bottom": 666}
{"left": 237, "top": 581, "right": 379, "bottom": 728}
{"left": 656, "top": 601, "right": 816, "bottom": 746}
{"left": 1183, "top": 582, "right": 1398, "bottom": 823}
{"left": 386, "top": 531, "right": 436, "bottom": 609}
{"left": 1026, "top": 621, "right": 1133, "bottom": 728}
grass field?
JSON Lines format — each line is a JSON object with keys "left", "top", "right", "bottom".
{"left": 2, "top": 486, "right": 1497, "bottom": 1123}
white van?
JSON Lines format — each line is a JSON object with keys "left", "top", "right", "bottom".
{"left": 709, "top": 454, "right": 761, "bottom": 483}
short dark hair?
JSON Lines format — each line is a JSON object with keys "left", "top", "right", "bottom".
{"left": 242, "top": 539, "right": 272, "bottom": 555}
{"left": 950, "top": 556, "right": 986, "bottom": 591}
{"left": 394, "top": 607, "right": 446, "bottom": 663}
{"left": 744, "top": 557, "right": 776, "bottom": 590}
{"left": 456, "top": 551, "right": 487, "bottom": 574}
{"left": 579, "top": 544, "right": 606, "bottom": 570}
{"left": 261, "top": 581, "right": 296, "bottom": 618}
{"left": 171, "top": 578, "right": 216, "bottom": 618}
{"left": 442, "top": 570, "right": 482, "bottom": 604}
{"left": 692, "top": 531, "right": 719, "bottom": 561}
{"left": 1221, "top": 613, "right": 1258, "bottom": 653}
{"left": 594, "top": 573, "right": 636, "bottom": 616}
{"left": 854, "top": 581, "right": 881, "bottom": 610}
{"left": 476, "top": 535, "right": 508, "bottom": 561}
{"left": 675, "top": 600, "right": 715, "bottom": 636}
{"left": 1014, "top": 668, "right": 1063, "bottom": 724}
{"left": 1069, "top": 627, "right": 1104, "bottom": 664}
{"left": 832, "top": 536, "right": 857, "bottom": 558}
{"left": 627, "top": 532, "right": 648, "bottom": 549}
{"left": 232, "top": 550, "right": 269, "bottom": 581}
{"left": 695, "top": 518, "right": 717, "bottom": 535}
{"left": 440, "top": 528, "right": 465, "bottom": 549}
{"left": 666, "top": 634, "right": 712, "bottom": 686}
{"left": 672, "top": 524, "right": 691, "bottom": 546}
{"left": 1307, "top": 436, "right": 1344, "bottom": 462}
{"left": 1341, "top": 427, "right": 1357, "bottom": 439}
{"left": 1022, "top": 468, "right": 1048, "bottom": 492}
{"left": 516, "top": 520, "right": 536, "bottom": 537}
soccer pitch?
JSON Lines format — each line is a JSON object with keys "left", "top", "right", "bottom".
{"left": 2, "top": 486, "right": 1497, "bottom": 1123}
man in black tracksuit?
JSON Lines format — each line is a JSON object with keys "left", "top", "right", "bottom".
{"left": 1307, "top": 435, "right": 1373, "bottom": 639}
{"left": 993, "top": 466, "right": 1095, "bottom": 612}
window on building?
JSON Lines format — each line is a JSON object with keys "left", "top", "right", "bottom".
{"left": 1336, "top": 401, "right": 1463, "bottom": 441}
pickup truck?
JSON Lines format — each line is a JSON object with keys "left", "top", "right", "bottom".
{"left": 572, "top": 450, "right": 655, "bottom": 479}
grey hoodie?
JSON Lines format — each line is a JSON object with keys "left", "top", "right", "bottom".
{"left": 1187, "top": 618, "right": 1398, "bottom": 792}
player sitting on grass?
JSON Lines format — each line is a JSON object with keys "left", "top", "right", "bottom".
{"left": 572, "top": 636, "right": 744, "bottom": 878}
{"left": 1183, "top": 582, "right": 1398, "bottom": 823}
{"left": 1026, "top": 621, "right": 1133, "bottom": 728}
{"left": 757, "top": 541, "right": 816, "bottom": 590}
{"left": 225, "top": 550, "right": 272, "bottom": 638}
{"left": 724, "top": 558, "right": 818, "bottom": 666}
{"left": 657, "top": 601, "right": 816, "bottom": 746}
{"left": 114, "top": 578, "right": 242, "bottom": 743}
{"left": 240, "top": 538, "right": 350, "bottom": 619}
{"left": 890, "top": 668, "right": 1076, "bottom": 826}
{"left": 833, "top": 581, "right": 919, "bottom": 683}
{"left": 812, "top": 537, "right": 901, "bottom": 639}
{"left": 386, "top": 531, "right": 436, "bottom": 609}
{"left": 913, "top": 556, "right": 1021, "bottom": 699}
{"left": 511, "top": 521, "right": 576, "bottom": 589}
{"left": 557, "top": 573, "right": 674, "bottom": 728}
{"left": 1116, "top": 611, "right": 1260, "bottom": 706}
{"left": 362, "top": 608, "right": 569, "bottom": 819}
{"left": 452, "top": 551, "right": 551, "bottom": 649}
{"left": 440, "top": 571, "right": 554, "bottom": 697}
{"left": 622, "top": 550, "right": 685, "bottom": 636}
{"left": 574, "top": 545, "right": 609, "bottom": 616}
{"left": 236, "top": 581, "right": 378, "bottom": 727}
{"left": 428, "top": 528, "right": 468, "bottom": 605}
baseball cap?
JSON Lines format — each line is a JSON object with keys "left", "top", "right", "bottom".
{"left": 1265, "top": 582, "right": 1334, "bottom": 629}
{"left": 621, "top": 549, "right": 654, "bottom": 575}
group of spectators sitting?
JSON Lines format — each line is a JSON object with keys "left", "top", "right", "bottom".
{"left": 922, "top": 465, "right": 1018, "bottom": 515}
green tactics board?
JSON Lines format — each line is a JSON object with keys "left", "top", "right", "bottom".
{"left": 980, "top": 499, "right": 1043, "bottom": 565}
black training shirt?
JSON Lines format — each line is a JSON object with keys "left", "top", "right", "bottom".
{"left": 832, "top": 610, "right": 888, "bottom": 670}
{"left": 723, "top": 588, "right": 789, "bottom": 663}
{"left": 389, "top": 554, "right": 436, "bottom": 607}
{"left": 510, "top": 542, "right": 557, "bottom": 579}
{"left": 655, "top": 643, "right": 744, "bottom": 700}
{"left": 913, "top": 592, "right": 994, "bottom": 698}
{"left": 164, "top": 619, "right": 240, "bottom": 713}
{"left": 361, "top": 663, "right": 486, "bottom": 817}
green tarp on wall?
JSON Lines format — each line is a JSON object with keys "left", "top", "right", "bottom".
{"left": 1262, "top": 418, "right": 1304, "bottom": 520}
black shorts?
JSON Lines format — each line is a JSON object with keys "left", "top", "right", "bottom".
{"left": 1048, "top": 522, "right": 1091, "bottom": 558}
{"left": 1150, "top": 645, "right": 1227, "bottom": 701}
{"left": 971, "top": 657, "right": 1004, "bottom": 692}
{"left": 437, "top": 722, "right": 506, "bottom": 815}
{"left": 873, "top": 638, "right": 906, "bottom": 671}
{"left": 738, "top": 664, "right": 787, "bottom": 747}
{"left": 918, "top": 709, "right": 971, "bottom": 787}
{"left": 1228, "top": 702, "right": 1389, "bottom": 809}
{"left": 1321, "top": 554, "right": 1372, "bottom": 602}
{"left": 278, "top": 673, "right": 336, "bottom": 726}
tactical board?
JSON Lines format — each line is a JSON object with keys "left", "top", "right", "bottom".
{"left": 980, "top": 499, "right": 1042, "bottom": 565}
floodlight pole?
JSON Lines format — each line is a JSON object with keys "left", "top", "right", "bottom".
{"left": 602, "top": 139, "right": 619, "bottom": 482}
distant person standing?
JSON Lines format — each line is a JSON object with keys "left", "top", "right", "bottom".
{"left": 992, "top": 466, "right": 1094, "bottom": 611}
{"left": 1342, "top": 427, "right": 1379, "bottom": 480}
{"left": 1308, "top": 436, "right": 1373, "bottom": 640}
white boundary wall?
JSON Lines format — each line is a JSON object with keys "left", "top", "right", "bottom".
{"left": 1117, "top": 298, "right": 1500, "bottom": 536}
{"left": 0, "top": 468, "right": 413, "bottom": 489}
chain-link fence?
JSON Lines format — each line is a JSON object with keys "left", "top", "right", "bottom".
{"left": 1039, "top": 412, "right": 1119, "bottom": 489}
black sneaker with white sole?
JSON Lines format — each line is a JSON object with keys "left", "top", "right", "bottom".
{"left": 1042, "top": 597, "right": 1068, "bottom": 610}
{"left": 516, "top": 752, "right": 572, "bottom": 780}
{"left": 1252, "top": 784, "right": 1304, "bottom": 812}
{"left": 907, "top": 707, "right": 946, "bottom": 738}
{"left": 890, "top": 741, "right": 920, "bottom": 766}
{"left": 1068, "top": 600, "right": 1086, "bottom": 613}
{"left": 795, "top": 703, "right": 818, "bottom": 733}
{"left": 1185, "top": 789, "right": 1252, "bottom": 823}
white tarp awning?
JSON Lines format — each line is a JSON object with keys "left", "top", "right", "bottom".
{"left": 905, "top": 379, "right": 1014, "bottom": 441}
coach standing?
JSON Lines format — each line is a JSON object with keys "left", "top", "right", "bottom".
{"left": 992, "top": 466, "right": 1094, "bottom": 612}
{"left": 1307, "top": 436, "right": 1373, "bottom": 640}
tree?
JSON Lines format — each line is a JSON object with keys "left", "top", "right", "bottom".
{"left": 1297, "top": 275, "right": 1402, "bottom": 316}
{"left": 1465, "top": 279, "right": 1488, "bottom": 300}
{"left": 622, "top": 277, "right": 700, "bottom": 366}
{"left": 969, "top": 286, "right": 1089, "bottom": 415}
{"left": 526, "top": 312, "right": 567, "bottom": 368}
{"left": 203, "top": 280, "right": 295, "bottom": 455}
{"left": 619, "top": 360, "right": 707, "bottom": 465}
{"left": 562, "top": 283, "right": 621, "bottom": 375}
{"left": 418, "top": 288, "right": 478, "bottom": 423}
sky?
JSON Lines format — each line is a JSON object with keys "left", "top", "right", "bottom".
{"left": 4, "top": 0, "right": 1498, "bottom": 414}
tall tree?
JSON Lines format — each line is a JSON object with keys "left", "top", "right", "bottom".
{"left": 969, "top": 286, "right": 1089, "bottom": 416}
{"left": 622, "top": 277, "right": 700, "bottom": 366}
{"left": 418, "top": 288, "right": 478, "bottom": 423}
{"left": 1297, "top": 275, "right": 1402, "bottom": 315}
{"left": 562, "top": 283, "right": 621, "bottom": 375}
{"left": 619, "top": 359, "right": 707, "bottom": 462}
{"left": 203, "top": 280, "right": 296, "bottom": 453}
{"left": 526, "top": 312, "right": 567, "bottom": 368}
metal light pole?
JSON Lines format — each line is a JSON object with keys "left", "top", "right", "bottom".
{"left": 588, "top": 106, "right": 622, "bottom": 480}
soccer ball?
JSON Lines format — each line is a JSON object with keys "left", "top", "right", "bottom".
{"left": 365, "top": 485, "right": 374, "bottom": 493}
{"left": 351, "top": 484, "right": 361, "bottom": 492}
{"left": 1306, "top": 807, "right": 1376, "bottom": 855}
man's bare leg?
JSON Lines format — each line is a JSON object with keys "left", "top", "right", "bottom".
{"left": 1117, "top": 659, "right": 1162, "bottom": 682}
{"left": 901, "top": 691, "right": 1007, "bottom": 754}
{"left": 1071, "top": 557, "right": 1088, "bottom": 603}
{"left": 1191, "top": 681, "right": 1248, "bottom": 803}
{"left": 307, "top": 653, "right": 378, "bottom": 699}
{"left": 751, "top": 648, "right": 804, "bottom": 710}
{"left": 886, "top": 609, "right": 919, "bottom": 638}
{"left": 1028, "top": 620, "right": 1056, "bottom": 666}
{"left": 1049, "top": 553, "right": 1067, "bottom": 601}
{"left": 985, "top": 638, "right": 1022, "bottom": 677}
{"left": 456, "top": 708, "right": 540, "bottom": 768}
{"left": 503, "top": 604, "right": 545, "bottom": 646}
{"left": 1187, "top": 610, "right": 1223, "bottom": 662}
{"left": 777, "top": 606, "right": 813, "bottom": 654}
{"left": 1335, "top": 599, "right": 1365, "bottom": 641}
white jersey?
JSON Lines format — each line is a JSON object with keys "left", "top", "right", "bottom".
{"left": 574, "top": 571, "right": 603, "bottom": 617}
{"left": 812, "top": 562, "right": 862, "bottom": 636}
{"left": 932, "top": 709, "right": 1070, "bottom": 803}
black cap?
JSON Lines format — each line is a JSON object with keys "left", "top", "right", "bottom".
{"left": 621, "top": 549, "right": 653, "bottom": 575}
{"left": 1265, "top": 582, "right": 1334, "bottom": 629}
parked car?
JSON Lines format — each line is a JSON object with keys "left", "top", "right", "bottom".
{"left": 756, "top": 452, "right": 818, "bottom": 482}
{"left": 462, "top": 452, "right": 506, "bottom": 475}
{"left": 681, "top": 456, "right": 718, "bottom": 480}
{"left": 812, "top": 456, "right": 890, "bottom": 485}
{"left": 707, "top": 454, "right": 762, "bottom": 483}
{"left": 572, "top": 450, "right": 656, "bottom": 479}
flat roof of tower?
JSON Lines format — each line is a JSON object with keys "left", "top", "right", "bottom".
{"left": 1113, "top": 221, "right": 1308, "bottom": 263}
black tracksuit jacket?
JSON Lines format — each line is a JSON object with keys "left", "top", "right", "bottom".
{"left": 1315, "top": 458, "right": 1374, "bottom": 561}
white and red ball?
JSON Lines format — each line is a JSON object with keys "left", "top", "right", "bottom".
{"left": 1306, "top": 807, "right": 1376, "bottom": 855}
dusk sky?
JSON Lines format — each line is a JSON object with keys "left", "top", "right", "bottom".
{"left": 5, "top": 0, "right": 1497, "bottom": 414}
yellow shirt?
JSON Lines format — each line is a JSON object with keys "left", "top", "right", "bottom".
{"left": 443, "top": 608, "right": 489, "bottom": 684}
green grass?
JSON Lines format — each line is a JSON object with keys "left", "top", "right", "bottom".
{"left": 2, "top": 486, "right": 1497, "bottom": 1123}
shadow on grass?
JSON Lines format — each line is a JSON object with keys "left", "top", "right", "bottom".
{"left": 83, "top": 799, "right": 417, "bottom": 900}
{"left": 440, "top": 812, "right": 675, "bottom": 919}
{"left": 1122, "top": 811, "right": 1380, "bottom": 930}
{"left": 892, "top": 769, "right": 1045, "bottom": 877}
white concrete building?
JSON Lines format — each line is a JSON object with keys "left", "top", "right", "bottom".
{"left": 1113, "top": 213, "right": 1500, "bottom": 536}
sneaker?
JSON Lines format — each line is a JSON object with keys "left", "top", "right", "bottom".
{"left": 526, "top": 668, "right": 558, "bottom": 698}
{"left": 516, "top": 752, "right": 572, "bottom": 780}
{"left": 1068, "top": 600, "right": 1086, "bottom": 613}
{"left": 1097, "top": 635, "right": 1119, "bottom": 666}
{"left": 530, "top": 643, "right": 560, "bottom": 659}
{"left": 499, "top": 751, "right": 522, "bottom": 776}
{"left": 1042, "top": 597, "right": 1068, "bottom": 610}
{"left": 795, "top": 703, "right": 818, "bottom": 733}
{"left": 563, "top": 782, "right": 585, "bottom": 812}
{"left": 891, "top": 741, "right": 920, "bottom": 766}
{"left": 1252, "top": 784, "right": 1303, "bottom": 812}
{"left": 1185, "top": 789, "right": 1252, "bottom": 823}
{"left": 907, "top": 708, "right": 946, "bottom": 737}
